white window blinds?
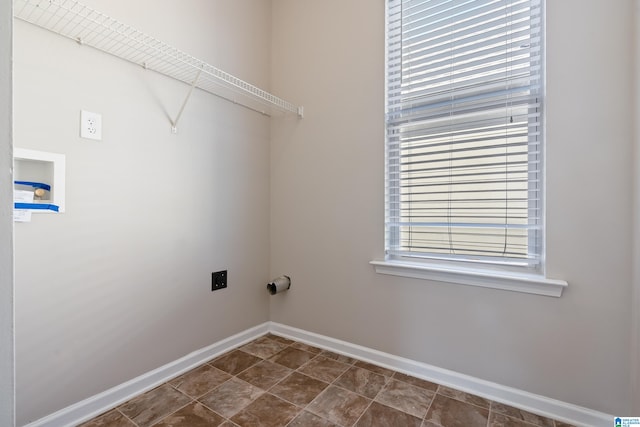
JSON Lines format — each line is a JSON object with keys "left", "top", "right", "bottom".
{"left": 386, "top": 0, "right": 543, "bottom": 268}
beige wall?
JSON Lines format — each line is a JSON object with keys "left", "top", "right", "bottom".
{"left": 1, "top": 0, "right": 15, "bottom": 425}
{"left": 13, "top": 1, "right": 272, "bottom": 424}
{"left": 12, "top": 0, "right": 637, "bottom": 423}
{"left": 270, "top": 0, "right": 635, "bottom": 415}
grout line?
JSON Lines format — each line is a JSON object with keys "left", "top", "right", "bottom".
{"left": 194, "top": 396, "right": 233, "bottom": 424}
{"left": 435, "top": 384, "right": 492, "bottom": 411}
{"left": 148, "top": 398, "right": 194, "bottom": 427}
{"left": 115, "top": 408, "right": 139, "bottom": 427}
{"left": 350, "top": 396, "right": 374, "bottom": 427}
{"left": 422, "top": 393, "right": 435, "bottom": 425}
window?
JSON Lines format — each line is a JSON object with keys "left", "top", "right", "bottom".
{"left": 385, "top": 0, "right": 543, "bottom": 272}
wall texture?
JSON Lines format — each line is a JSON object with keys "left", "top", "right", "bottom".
{"left": 270, "top": 0, "right": 635, "bottom": 415}
{"left": 13, "top": 0, "right": 272, "bottom": 424}
{"left": 0, "top": 0, "right": 15, "bottom": 425}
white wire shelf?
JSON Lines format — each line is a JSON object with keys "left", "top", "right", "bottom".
{"left": 13, "top": 0, "right": 304, "bottom": 123}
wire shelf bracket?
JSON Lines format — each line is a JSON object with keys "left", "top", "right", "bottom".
{"left": 171, "top": 68, "right": 202, "bottom": 134}
{"left": 13, "top": 0, "right": 304, "bottom": 132}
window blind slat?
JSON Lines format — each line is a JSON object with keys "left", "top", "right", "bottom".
{"left": 403, "top": 12, "right": 539, "bottom": 58}
{"left": 386, "top": 0, "right": 543, "bottom": 267}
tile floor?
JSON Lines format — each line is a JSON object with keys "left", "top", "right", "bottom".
{"left": 80, "top": 334, "right": 576, "bottom": 427}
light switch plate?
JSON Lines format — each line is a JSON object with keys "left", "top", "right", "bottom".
{"left": 80, "top": 110, "right": 102, "bottom": 140}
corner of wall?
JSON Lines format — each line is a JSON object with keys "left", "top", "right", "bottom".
{"left": 0, "top": 0, "right": 15, "bottom": 425}
{"left": 14, "top": 1, "right": 273, "bottom": 423}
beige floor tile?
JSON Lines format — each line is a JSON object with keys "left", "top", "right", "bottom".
{"left": 298, "top": 356, "right": 351, "bottom": 383}
{"left": 236, "top": 360, "right": 292, "bottom": 390}
{"left": 425, "top": 394, "right": 489, "bottom": 427}
{"left": 269, "top": 372, "right": 329, "bottom": 406}
{"left": 210, "top": 350, "right": 262, "bottom": 375}
{"left": 393, "top": 372, "right": 439, "bottom": 392}
{"left": 170, "top": 364, "right": 231, "bottom": 398}
{"left": 78, "top": 409, "right": 136, "bottom": 427}
{"left": 231, "top": 393, "right": 300, "bottom": 427}
{"left": 488, "top": 411, "right": 545, "bottom": 427}
{"left": 354, "top": 361, "right": 396, "bottom": 377}
{"left": 490, "top": 401, "right": 555, "bottom": 427}
{"left": 240, "top": 336, "right": 288, "bottom": 359}
{"left": 118, "top": 384, "right": 191, "bottom": 427}
{"left": 334, "top": 366, "right": 388, "bottom": 399}
{"left": 319, "top": 350, "right": 358, "bottom": 365}
{"left": 375, "top": 378, "right": 435, "bottom": 419}
{"left": 307, "top": 385, "right": 371, "bottom": 426}
{"left": 199, "top": 378, "right": 263, "bottom": 418}
{"left": 437, "top": 385, "right": 491, "bottom": 409}
{"left": 290, "top": 342, "right": 323, "bottom": 354}
{"left": 355, "top": 401, "right": 423, "bottom": 427}
{"left": 264, "top": 333, "right": 295, "bottom": 345}
{"left": 269, "top": 346, "right": 316, "bottom": 369}
{"left": 288, "top": 411, "right": 340, "bottom": 427}
{"left": 152, "top": 401, "right": 225, "bottom": 427}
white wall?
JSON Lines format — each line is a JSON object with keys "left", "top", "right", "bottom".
{"left": 0, "top": 0, "right": 15, "bottom": 425}
{"left": 270, "top": 0, "right": 635, "bottom": 416}
{"left": 13, "top": 1, "right": 272, "bottom": 424}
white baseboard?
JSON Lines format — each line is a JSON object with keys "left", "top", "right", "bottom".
{"left": 268, "top": 322, "right": 613, "bottom": 427}
{"left": 24, "top": 323, "right": 270, "bottom": 427}
{"left": 25, "top": 321, "right": 612, "bottom": 427}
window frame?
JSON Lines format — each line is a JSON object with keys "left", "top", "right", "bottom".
{"left": 374, "top": 0, "right": 567, "bottom": 297}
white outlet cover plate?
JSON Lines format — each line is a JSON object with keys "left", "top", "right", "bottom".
{"left": 80, "top": 110, "right": 102, "bottom": 141}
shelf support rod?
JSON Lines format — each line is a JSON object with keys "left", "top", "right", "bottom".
{"left": 171, "top": 68, "right": 202, "bottom": 134}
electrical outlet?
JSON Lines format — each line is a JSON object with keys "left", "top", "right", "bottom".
{"left": 80, "top": 110, "right": 102, "bottom": 140}
{"left": 212, "top": 270, "right": 227, "bottom": 291}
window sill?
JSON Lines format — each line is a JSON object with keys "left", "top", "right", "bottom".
{"left": 370, "top": 260, "right": 568, "bottom": 297}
